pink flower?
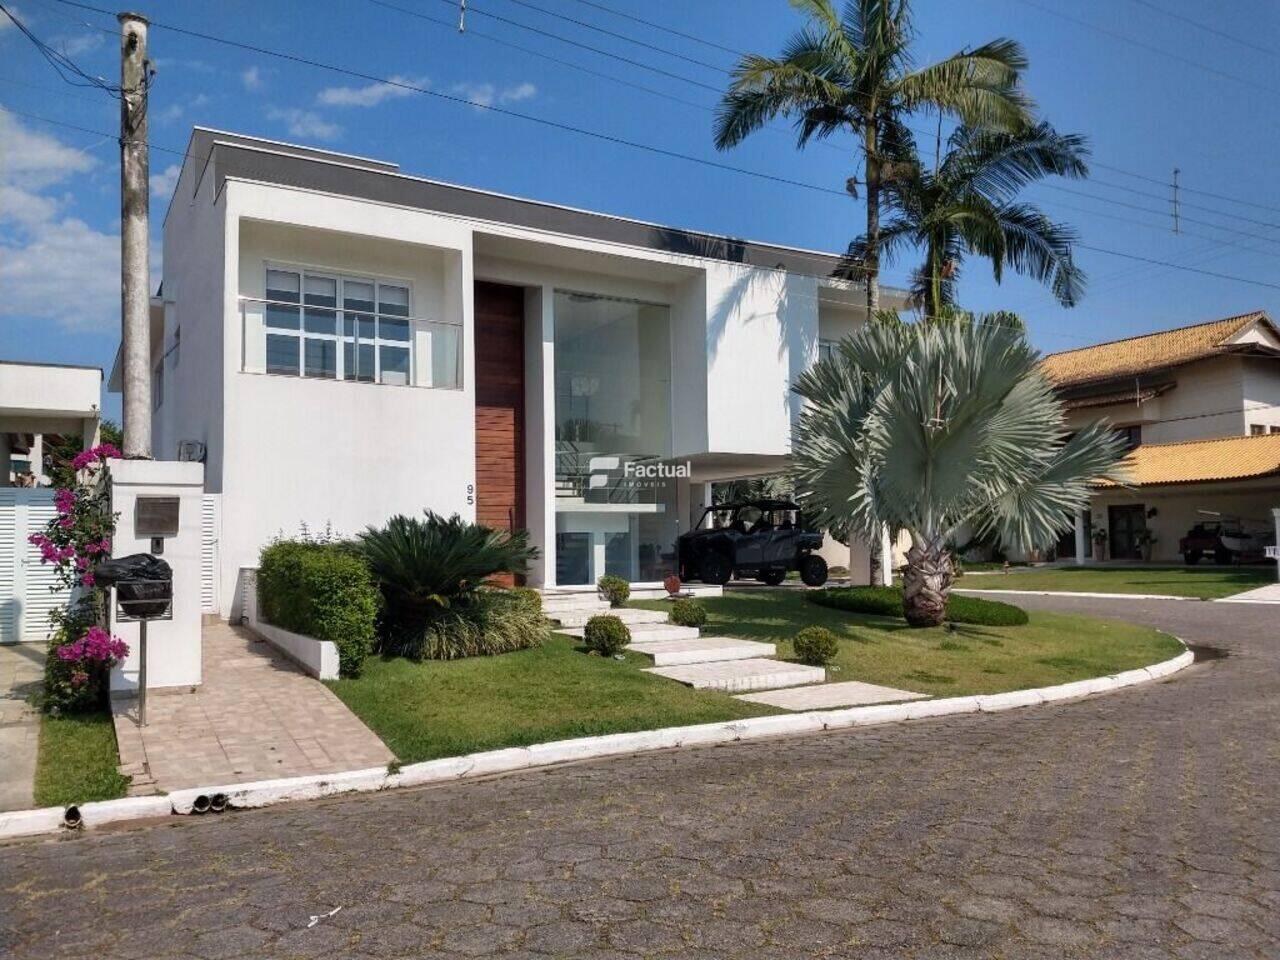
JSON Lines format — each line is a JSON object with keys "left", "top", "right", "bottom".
{"left": 57, "top": 516, "right": 74, "bottom": 530}
{"left": 80, "top": 572, "right": 96, "bottom": 587}
{"left": 71, "top": 450, "right": 94, "bottom": 471}
{"left": 54, "top": 488, "right": 77, "bottom": 514}
{"left": 94, "top": 443, "right": 121, "bottom": 460}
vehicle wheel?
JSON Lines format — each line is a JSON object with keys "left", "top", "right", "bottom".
{"left": 1214, "top": 547, "right": 1234, "bottom": 566}
{"left": 758, "top": 568, "right": 786, "bottom": 586}
{"left": 798, "top": 555, "right": 828, "bottom": 587}
{"left": 1183, "top": 550, "right": 1202, "bottom": 566}
{"left": 700, "top": 552, "right": 732, "bottom": 585}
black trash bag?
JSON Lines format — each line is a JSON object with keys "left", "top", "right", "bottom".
{"left": 93, "top": 554, "right": 173, "bottom": 619}
{"left": 92, "top": 554, "right": 172, "bottom": 587}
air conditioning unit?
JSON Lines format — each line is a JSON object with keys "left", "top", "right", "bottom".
{"left": 176, "top": 440, "right": 206, "bottom": 463}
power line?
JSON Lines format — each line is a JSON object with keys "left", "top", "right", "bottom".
{"left": 45, "top": 0, "right": 852, "bottom": 199}
{"left": 0, "top": 1, "right": 121, "bottom": 97}
{"left": 1122, "top": 0, "right": 1280, "bottom": 61}
{"left": 562, "top": 0, "right": 743, "bottom": 57}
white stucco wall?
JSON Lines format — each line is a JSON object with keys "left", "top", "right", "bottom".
{"left": 213, "top": 181, "right": 476, "bottom": 615}
{"left": 1065, "top": 355, "right": 1250, "bottom": 443}
{"left": 1243, "top": 357, "right": 1280, "bottom": 434}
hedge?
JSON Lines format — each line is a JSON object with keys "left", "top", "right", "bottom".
{"left": 807, "top": 585, "right": 1029, "bottom": 627}
{"left": 258, "top": 541, "right": 380, "bottom": 677}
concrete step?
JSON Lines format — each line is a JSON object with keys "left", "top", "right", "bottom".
{"left": 626, "top": 636, "right": 776, "bottom": 667}
{"left": 627, "top": 585, "right": 724, "bottom": 600}
{"left": 558, "top": 622, "right": 701, "bottom": 642}
{"left": 644, "top": 658, "right": 825, "bottom": 693}
{"left": 540, "top": 595, "right": 610, "bottom": 615}
{"left": 549, "top": 607, "right": 668, "bottom": 628}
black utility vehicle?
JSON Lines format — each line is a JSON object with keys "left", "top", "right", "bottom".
{"left": 678, "top": 499, "right": 828, "bottom": 586}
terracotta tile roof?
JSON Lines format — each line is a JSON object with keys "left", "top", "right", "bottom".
{"left": 1041, "top": 312, "right": 1268, "bottom": 387}
{"left": 1093, "top": 434, "right": 1280, "bottom": 487}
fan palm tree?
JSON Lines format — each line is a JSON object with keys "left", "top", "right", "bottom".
{"left": 714, "top": 0, "right": 1034, "bottom": 317}
{"left": 847, "top": 122, "right": 1089, "bottom": 319}
{"left": 791, "top": 320, "right": 1127, "bottom": 626}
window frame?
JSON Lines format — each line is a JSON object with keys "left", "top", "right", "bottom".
{"left": 262, "top": 261, "right": 417, "bottom": 387}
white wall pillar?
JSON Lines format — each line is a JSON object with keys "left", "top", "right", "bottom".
{"left": 878, "top": 524, "right": 893, "bottom": 586}
{"left": 29, "top": 434, "right": 44, "bottom": 485}
{"left": 1074, "top": 509, "right": 1089, "bottom": 566}
{"left": 524, "top": 284, "right": 556, "bottom": 587}
{"left": 107, "top": 459, "right": 206, "bottom": 692}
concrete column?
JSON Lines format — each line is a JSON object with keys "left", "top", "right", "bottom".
{"left": 107, "top": 459, "right": 206, "bottom": 693}
{"left": 0, "top": 432, "right": 10, "bottom": 486}
{"left": 29, "top": 434, "right": 43, "bottom": 485}
{"left": 81, "top": 417, "right": 100, "bottom": 451}
{"left": 1075, "top": 509, "right": 1089, "bottom": 566}
{"left": 523, "top": 284, "right": 556, "bottom": 587}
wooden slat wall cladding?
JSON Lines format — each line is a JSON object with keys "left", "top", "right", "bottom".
{"left": 474, "top": 283, "right": 526, "bottom": 560}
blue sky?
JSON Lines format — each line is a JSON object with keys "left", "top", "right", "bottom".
{"left": 3, "top": 0, "right": 1279, "bottom": 423}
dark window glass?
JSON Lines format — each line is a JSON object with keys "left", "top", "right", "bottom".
{"left": 378, "top": 284, "right": 409, "bottom": 317}
{"left": 380, "top": 345, "right": 409, "bottom": 385}
{"left": 266, "top": 334, "right": 299, "bottom": 375}
{"left": 304, "top": 339, "right": 337, "bottom": 379}
{"left": 380, "top": 316, "right": 410, "bottom": 342}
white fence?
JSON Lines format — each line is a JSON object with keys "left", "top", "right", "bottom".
{"left": 0, "top": 488, "right": 72, "bottom": 643}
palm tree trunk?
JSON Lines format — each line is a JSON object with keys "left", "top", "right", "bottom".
{"left": 863, "top": 122, "right": 884, "bottom": 586}
{"left": 902, "top": 540, "right": 953, "bottom": 628}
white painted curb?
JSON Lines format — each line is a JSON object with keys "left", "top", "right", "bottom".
{"left": 0, "top": 645, "right": 1195, "bottom": 841}
{"left": 954, "top": 588, "right": 1197, "bottom": 601}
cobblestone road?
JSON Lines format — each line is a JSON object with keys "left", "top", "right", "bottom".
{"left": 2, "top": 596, "right": 1277, "bottom": 959}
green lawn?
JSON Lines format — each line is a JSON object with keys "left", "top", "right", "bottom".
{"left": 34, "top": 711, "right": 130, "bottom": 808}
{"left": 636, "top": 591, "right": 1182, "bottom": 698}
{"left": 953, "top": 565, "right": 1273, "bottom": 599}
{"left": 328, "top": 635, "right": 774, "bottom": 764}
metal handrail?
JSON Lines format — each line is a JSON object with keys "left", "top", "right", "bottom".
{"left": 237, "top": 295, "right": 462, "bottom": 327}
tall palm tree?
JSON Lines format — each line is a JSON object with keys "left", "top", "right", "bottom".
{"left": 791, "top": 320, "right": 1126, "bottom": 626}
{"left": 847, "top": 122, "right": 1089, "bottom": 319}
{"left": 714, "top": 0, "right": 1034, "bottom": 317}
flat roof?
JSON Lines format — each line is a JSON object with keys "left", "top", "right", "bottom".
{"left": 183, "top": 127, "right": 897, "bottom": 281}
{"left": 0, "top": 359, "right": 102, "bottom": 375}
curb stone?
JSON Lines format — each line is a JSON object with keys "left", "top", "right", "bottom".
{"left": 0, "top": 646, "right": 1194, "bottom": 841}
{"left": 954, "top": 588, "right": 1199, "bottom": 601}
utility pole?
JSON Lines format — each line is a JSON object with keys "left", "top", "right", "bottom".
{"left": 119, "top": 12, "right": 151, "bottom": 459}
{"left": 1171, "top": 167, "right": 1181, "bottom": 235}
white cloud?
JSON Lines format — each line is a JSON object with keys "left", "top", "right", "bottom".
{"left": 451, "top": 80, "right": 537, "bottom": 108}
{"left": 150, "top": 164, "right": 180, "bottom": 200}
{"left": 317, "top": 74, "right": 427, "bottom": 108}
{"left": 266, "top": 107, "right": 340, "bottom": 141}
{"left": 241, "top": 66, "right": 263, "bottom": 91}
{"left": 153, "top": 93, "right": 211, "bottom": 125}
{"left": 53, "top": 33, "right": 104, "bottom": 57}
{"left": 0, "top": 109, "right": 119, "bottom": 331}
{"left": 0, "top": 6, "right": 25, "bottom": 34}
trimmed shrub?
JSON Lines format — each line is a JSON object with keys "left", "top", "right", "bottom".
{"left": 807, "top": 586, "right": 1029, "bottom": 627}
{"left": 258, "top": 540, "right": 380, "bottom": 677}
{"left": 403, "top": 589, "right": 549, "bottom": 661}
{"left": 583, "top": 614, "right": 630, "bottom": 656}
{"left": 597, "top": 574, "right": 630, "bottom": 607}
{"left": 508, "top": 586, "right": 543, "bottom": 616}
{"left": 668, "top": 598, "right": 707, "bottom": 628}
{"left": 793, "top": 625, "right": 840, "bottom": 666}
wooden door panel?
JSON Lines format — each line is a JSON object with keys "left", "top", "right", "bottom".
{"left": 474, "top": 282, "right": 525, "bottom": 547}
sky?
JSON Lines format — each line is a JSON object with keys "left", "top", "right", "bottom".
{"left": 3, "top": 0, "right": 1280, "bottom": 423}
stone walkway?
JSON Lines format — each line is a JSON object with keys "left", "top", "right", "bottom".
{"left": 3, "top": 596, "right": 1276, "bottom": 958}
{"left": 0, "top": 644, "right": 43, "bottom": 812}
{"left": 1220, "top": 581, "right": 1280, "bottom": 603}
{"left": 113, "top": 622, "right": 392, "bottom": 794}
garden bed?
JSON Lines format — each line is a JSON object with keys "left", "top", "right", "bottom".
{"left": 634, "top": 591, "right": 1182, "bottom": 698}
{"left": 34, "top": 710, "right": 129, "bottom": 808}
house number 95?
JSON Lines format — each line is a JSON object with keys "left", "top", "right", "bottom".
{"left": 466, "top": 484, "right": 475, "bottom": 505}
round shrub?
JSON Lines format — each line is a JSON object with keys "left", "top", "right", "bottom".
{"left": 807, "top": 586, "right": 1028, "bottom": 627}
{"left": 793, "top": 625, "right": 840, "bottom": 666}
{"left": 412, "top": 589, "right": 549, "bottom": 661}
{"left": 583, "top": 614, "right": 630, "bottom": 656}
{"left": 669, "top": 598, "right": 706, "bottom": 628}
{"left": 597, "top": 574, "right": 630, "bottom": 607}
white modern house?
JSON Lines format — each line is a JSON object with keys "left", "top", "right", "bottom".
{"left": 120, "top": 128, "right": 905, "bottom": 617}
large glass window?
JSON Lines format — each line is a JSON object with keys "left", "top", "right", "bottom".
{"left": 553, "top": 291, "right": 677, "bottom": 585}
{"left": 255, "top": 267, "right": 462, "bottom": 389}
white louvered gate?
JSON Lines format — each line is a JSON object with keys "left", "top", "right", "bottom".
{"left": 0, "top": 488, "right": 72, "bottom": 643}
{"left": 200, "top": 494, "right": 220, "bottom": 614}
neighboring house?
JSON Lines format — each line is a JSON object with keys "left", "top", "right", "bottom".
{"left": 115, "top": 128, "right": 906, "bottom": 615}
{"left": 1040, "top": 312, "right": 1280, "bottom": 563}
{"left": 0, "top": 361, "right": 101, "bottom": 642}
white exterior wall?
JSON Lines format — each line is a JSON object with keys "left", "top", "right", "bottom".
{"left": 217, "top": 181, "right": 475, "bottom": 615}
{"left": 1065, "top": 356, "right": 1249, "bottom": 443}
{"left": 1243, "top": 357, "right": 1280, "bottom": 434}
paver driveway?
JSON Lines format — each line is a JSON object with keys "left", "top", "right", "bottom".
{"left": 2, "top": 597, "right": 1277, "bottom": 959}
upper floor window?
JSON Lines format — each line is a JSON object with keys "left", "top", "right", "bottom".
{"left": 1114, "top": 424, "right": 1142, "bottom": 450}
{"left": 251, "top": 266, "right": 460, "bottom": 389}
{"left": 1250, "top": 424, "right": 1267, "bottom": 436}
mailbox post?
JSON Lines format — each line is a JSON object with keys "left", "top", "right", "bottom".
{"left": 94, "top": 555, "right": 173, "bottom": 726}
